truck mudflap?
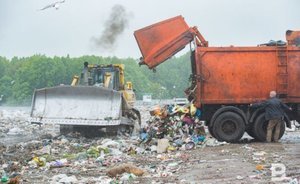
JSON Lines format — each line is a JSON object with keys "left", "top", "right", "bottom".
{"left": 29, "top": 85, "right": 124, "bottom": 126}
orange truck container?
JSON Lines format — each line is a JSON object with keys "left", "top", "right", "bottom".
{"left": 134, "top": 15, "right": 300, "bottom": 142}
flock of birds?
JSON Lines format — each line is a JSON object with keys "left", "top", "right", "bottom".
{"left": 39, "top": 0, "right": 66, "bottom": 11}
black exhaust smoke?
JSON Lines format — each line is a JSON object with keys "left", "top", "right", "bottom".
{"left": 92, "top": 4, "right": 132, "bottom": 51}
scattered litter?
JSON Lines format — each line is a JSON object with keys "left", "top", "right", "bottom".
{"left": 7, "top": 128, "right": 25, "bottom": 136}
{"left": 50, "top": 159, "right": 70, "bottom": 168}
{"left": 0, "top": 106, "right": 299, "bottom": 183}
{"left": 289, "top": 178, "right": 299, "bottom": 184}
{"left": 203, "top": 137, "right": 228, "bottom": 147}
{"left": 7, "top": 176, "right": 20, "bottom": 184}
{"left": 102, "top": 139, "right": 120, "bottom": 148}
{"left": 51, "top": 174, "right": 78, "bottom": 184}
{"left": 157, "top": 139, "right": 169, "bottom": 153}
{"left": 1, "top": 172, "right": 8, "bottom": 182}
{"left": 28, "top": 156, "right": 46, "bottom": 168}
{"left": 120, "top": 173, "right": 137, "bottom": 182}
{"left": 185, "top": 141, "right": 195, "bottom": 150}
{"left": 32, "top": 145, "right": 51, "bottom": 155}
{"left": 106, "top": 163, "right": 144, "bottom": 177}
{"left": 255, "top": 164, "right": 264, "bottom": 171}
{"left": 236, "top": 175, "right": 244, "bottom": 180}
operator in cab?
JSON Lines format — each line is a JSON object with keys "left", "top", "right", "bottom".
{"left": 81, "top": 61, "right": 89, "bottom": 85}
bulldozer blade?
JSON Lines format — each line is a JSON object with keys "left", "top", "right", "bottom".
{"left": 29, "top": 85, "right": 125, "bottom": 126}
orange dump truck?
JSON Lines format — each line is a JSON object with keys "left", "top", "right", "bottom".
{"left": 134, "top": 15, "right": 300, "bottom": 142}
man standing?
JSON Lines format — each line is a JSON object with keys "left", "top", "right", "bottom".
{"left": 251, "top": 91, "right": 292, "bottom": 142}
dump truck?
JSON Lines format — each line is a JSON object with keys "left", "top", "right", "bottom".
{"left": 134, "top": 15, "right": 300, "bottom": 142}
{"left": 29, "top": 62, "right": 141, "bottom": 135}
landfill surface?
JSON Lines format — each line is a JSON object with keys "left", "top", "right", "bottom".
{"left": 0, "top": 104, "right": 300, "bottom": 184}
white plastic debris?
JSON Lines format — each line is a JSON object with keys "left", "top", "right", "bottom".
{"left": 58, "top": 175, "right": 78, "bottom": 184}
{"left": 120, "top": 173, "right": 137, "bottom": 181}
{"left": 204, "top": 137, "right": 228, "bottom": 147}
{"left": 157, "top": 139, "right": 169, "bottom": 153}
{"left": 150, "top": 145, "right": 157, "bottom": 152}
{"left": 7, "top": 127, "right": 25, "bottom": 135}
{"left": 51, "top": 174, "right": 78, "bottom": 184}
{"left": 236, "top": 175, "right": 244, "bottom": 180}
{"left": 109, "top": 148, "right": 123, "bottom": 156}
{"left": 32, "top": 145, "right": 51, "bottom": 155}
{"left": 60, "top": 138, "right": 69, "bottom": 144}
{"left": 102, "top": 139, "right": 120, "bottom": 148}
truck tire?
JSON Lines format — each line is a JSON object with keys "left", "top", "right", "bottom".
{"left": 212, "top": 112, "right": 245, "bottom": 142}
{"left": 253, "top": 113, "right": 285, "bottom": 142}
{"left": 208, "top": 125, "right": 215, "bottom": 137}
{"left": 246, "top": 123, "right": 253, "bottom": 136}
{"left": 246, "top": 122, "right": 259, "bottom": 139}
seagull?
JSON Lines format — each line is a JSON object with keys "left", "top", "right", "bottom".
{"left": 39, "top": 0, "right": 65, "bottom": 11}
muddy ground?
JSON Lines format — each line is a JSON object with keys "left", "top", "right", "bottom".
{"left": 0, "top": 106, "right": 299, "bottom": 184}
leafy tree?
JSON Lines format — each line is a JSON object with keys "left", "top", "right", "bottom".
{"left": 0, "top": 53, "right": 192, "bottom": 105}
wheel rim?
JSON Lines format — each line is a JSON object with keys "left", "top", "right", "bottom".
{"left": 222, "top": 120, "right": 237, "bottom": 135}
{"left": 212, "top": 111, "right": 245, "bottom": 142}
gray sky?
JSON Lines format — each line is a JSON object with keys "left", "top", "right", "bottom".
{"left": 0, "top": 0, "right": 299, "bottom": 59}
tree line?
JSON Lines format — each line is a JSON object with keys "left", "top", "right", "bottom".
{"left": 0, "top": 54, "right": 191, "bottom": 105}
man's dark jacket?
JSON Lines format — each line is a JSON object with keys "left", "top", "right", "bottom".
{"left": 252, "top": 97, "right": 290, "bottom": 120}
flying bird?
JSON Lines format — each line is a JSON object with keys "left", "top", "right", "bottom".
{"left": 39, "top": 0, "right": 65, "bottom": 11}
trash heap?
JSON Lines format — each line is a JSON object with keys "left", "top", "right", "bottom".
{"left": 0, "top": 106, "right": 229, "bottom": 183}
{"left": 0, "top": 134, "right": 147, "bottom": 183}
{"left": 140, "top": 103, "right": 216, "bottom": 152}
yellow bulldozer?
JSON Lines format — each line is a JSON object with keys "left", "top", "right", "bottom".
{"left": 29, "top": 62, "right": 141, "bottom": 135}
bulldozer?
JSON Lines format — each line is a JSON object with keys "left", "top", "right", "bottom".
{"left": 29, "top": 62, "right": 141, "bottom": 136}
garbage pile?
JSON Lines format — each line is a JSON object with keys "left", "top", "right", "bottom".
{"left": 1, "top": 106, "right": 300, "bottom": 183}
{"left": 0, "top": 108, "right": 56, "bottom": 144}
{"left": 0, "top": 134, "right": 147, "bottom": 183}
{"left": 0, "top": 106, "right": 229, "bottom": 183}
{"left": 140, "top": 104, "right": 227, "bottom": 153}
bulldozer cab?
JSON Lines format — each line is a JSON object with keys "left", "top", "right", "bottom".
{"left": 81, "top": 64, "right": 122, "bottom": 91}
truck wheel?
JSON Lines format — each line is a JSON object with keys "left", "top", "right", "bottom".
{"left": 212, "top": 112, "right": 245, "bottom": 142}
{"left": 246, "top": 123, "right": 254, "bottom": 137}
{"left": 253, "top": 114, "right": 285, "bottom": 142}
{"left": 246, "top": 122, "right": 258, "bottom": 139}
{"left": 208, "top": 125, "right": 215, "bottom": 137}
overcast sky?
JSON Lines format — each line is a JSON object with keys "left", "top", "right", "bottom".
{"left": 0, "top": 0, "right": 299, "bottom": 59}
